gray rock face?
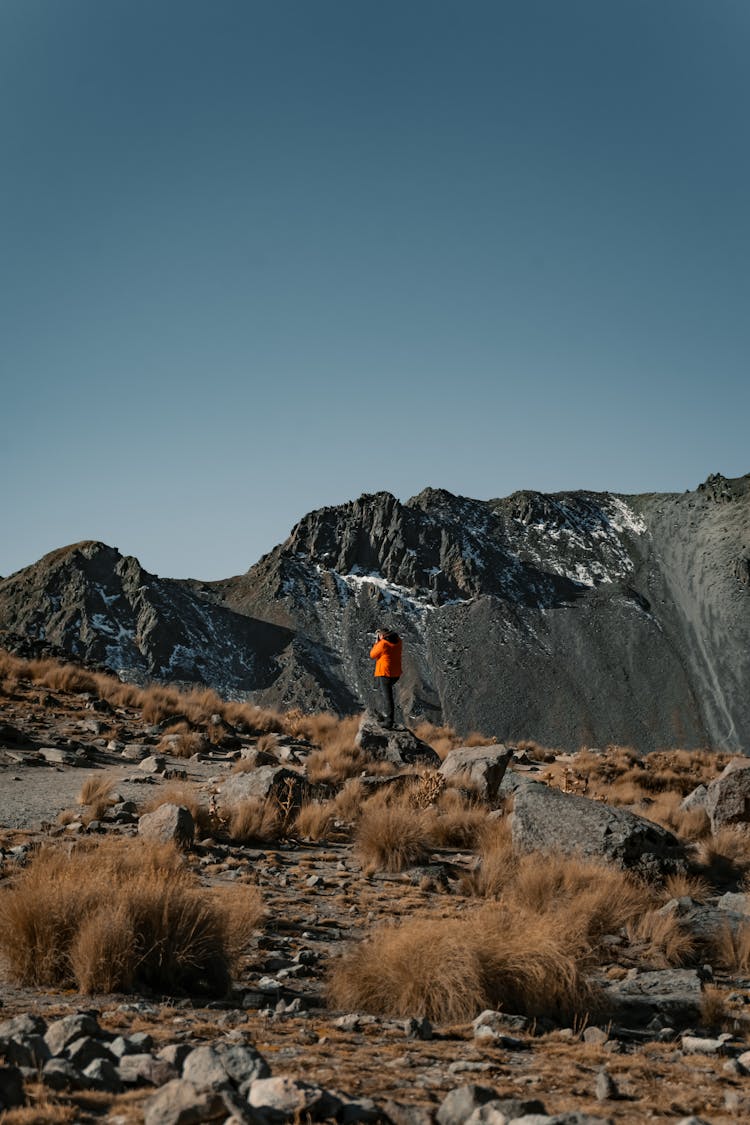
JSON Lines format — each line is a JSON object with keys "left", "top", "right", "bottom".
{"left": 704, "top": 763, "right": 750, "bottom": 831}
{"left": 511, "top": 783, "right": 686, "bottom": 876}
{"left": 680, "top": 785, "right": 708, "bottom": 812}
{"left": 138, "top": 803, "right": 195, "bottom": 847}
{"left": 2, "top": 475, "right": 750, "bottom": 752}
{"left": 436, "top": 1085, "right": 503, "bottom": 1125}
{"left": 355, "top": 716, "right": 441, "bottom": 768}
{"left": 44, "top": 1013, "right": 103, "bottom": 1058}
{"left": 602, "top": 968, "right": 704, "bottom": 1027}
{"left": 439, "top": 745, "right": 513, "bottom": 801}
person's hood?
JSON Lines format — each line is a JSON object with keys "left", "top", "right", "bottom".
{"left": 382, "top": 631, "right": 400, "bottom": 644}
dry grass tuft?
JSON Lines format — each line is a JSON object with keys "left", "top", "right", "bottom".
{"left": 355, "top": 803, "right": 431, "bottom": 874}
{"left": 227, "top": 798, "right": 280, "bottom": 844}
{"left": 0, "top": 838, "right": 263, "bottom": 995}
{"left": 306, "top": 741, "right": 368, "bottom": 786}
{"left": 463, "top": 816, "right": 516, "bottom": 898}
{"left": 625, "top": 909, "right": 696, "bottom": 967}
{"left": 424, "top": 789, "right": 488, "bottom": 849}
{"left": 294, "top": 800, "right": 339, "bottom": 842}
{"left": 700, "top": 985, "right": 731, "bottom": 1030}
{"left": 709, "top": 920, "right": 750, "bottom": 974}
{"left": 695, "top": 826, "right": 750, "bottom": 884}
{"left": 661, "top": 872, "right": 712, "bottom": 902}
{"left": 328, "top": 904, "right": 597, "bottom": 1024}
{"left": 77, "top": 774, "right": 117, "bottom": 822}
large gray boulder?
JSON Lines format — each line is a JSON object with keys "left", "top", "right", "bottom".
{"left": 704, "top": 762, "right": 750, "bottom": 832}
{"left": 355, "top": 715, "right": 440, "bottom": 769}
{"left": 138, "top": 804, "right": 194, "bottom": 848}
{"left": 247, "top": 1075, "right": 342, "bottom": 1121}
{"left": 511, "top": 783, "right": 687, "bottom": 877}
{"left": 143, "top": 1079, "right": 227, "bottom": 1125}
{"left": 602, "top": 968, "right": 704, "bottom": 1027}
{"left": 182, "top": 1041, "right": 269, "bottom": 1095}
{"left": 219, "top": 766, "right": 307, "bottom": 809}
{"left": 439, "top": 744, "right": 513, "bottom": 802}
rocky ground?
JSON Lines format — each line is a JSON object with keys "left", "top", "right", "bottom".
{"left": 1, "top": 666, "right": 750, "bottom": 1124}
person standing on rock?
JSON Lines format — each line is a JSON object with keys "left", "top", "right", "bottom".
{"left": 369, "top": 627, "right": 403, "bottom": 729}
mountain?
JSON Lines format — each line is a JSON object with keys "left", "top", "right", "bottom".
{"left": 1, "top": 472, "right": 748, "bottom": 752}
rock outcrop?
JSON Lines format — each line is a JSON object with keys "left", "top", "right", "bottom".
{"left": 2, "top": 472, "right": 749, "bottom": 752}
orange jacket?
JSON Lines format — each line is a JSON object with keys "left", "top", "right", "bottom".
{"left": 369, "top": 635, "right": 402, "bottom": 678}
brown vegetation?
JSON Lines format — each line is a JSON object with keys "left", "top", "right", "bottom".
{"left": 226, "top": 798, "right": 280, "bottom": 844}
{"left": 355, "top": 802, "right": 431, "bottom": 874}
{"left": 0, "top": 839, "right": 262, "bottom": 995}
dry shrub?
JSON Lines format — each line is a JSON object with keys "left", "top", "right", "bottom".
{"left": 25, "top": 658, "right": 98, "bottom": 696}
{"left": 710, "top": 921, "right": 750, "bottom": 974}
{"left": 410, "top": 721, "right": 462, "bottom": 761}
{"left": 227, "top": 798, "right": 280, "bottom": 844}
{"left": 256, "top": 733, "right": 280, "bottom": 753}
{"left": 294, "top": 801, "right": 338, "bottom": 842}
{"left": 625, "top": 910, "right": 695, "bottom": 967}
{"left": 333, "top": 778, "right": 368, "bottom": 823}
{"left": 515, "top": 739, "right": 558, "bottom": 764}
{"left": 77, "top": 774, "right": 117, "bottom": 821}
{"left": 700, "top": 986, "right": 731, "bottom": 1030}
{"left": 139, "top": 685, "right": 183, "bottom": 725}
{"left": 157, "top": 732, "right": 208, "bottom": 759}
{"left": 672, "top": 807, "right": 712, "bottom": 842}
{"left": 328, "top": 904, "right": 596, "bottom": 1024}
{"left": 696, "top": 826, "right": 750, "bottom": 884}
{"left": 0, "top": 839, "right": 262, "bottom": 994}
{"left": 306, "top": 741, "right": 367, "bottom": 786}
{"left": 355, "top": 803, "right": 431, "bottom": 874}
{"left": 606, "top": 780, "right": 650, "bottom": 807}
{"left": 425, "top": 789, "right": 488, "bottom": 849}
{"left": 464, "top": 817, "right": 516, "bottom": 898}
{"left": 661, "top": 872, "right": 712, "bottom": 902}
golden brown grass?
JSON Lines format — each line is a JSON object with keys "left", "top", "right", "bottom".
{"left": 424, "top": 789, "right": 488, "bottom": 849}
{"left": 294, "top": 800, "right": 339, "bottom": 841}
{"left": 305, "top": 740, "right": 368, "bottom": 785}
{"left": 328, "top": 903, "right": 597, "bottom": 1023}
{"left": 77, "top": 774, "right": 117, "bottom": 822}
{"left": 410, "top": 721, "right": 490, "bottom": 761}
{"left": 695, "top": 826, "right": 750, "bottom": 884}
{"left": 625, "top": 910, "right": 696, "bottom": 967}
{"left": 156, "top": 731, "right": 209, "bottom": 759}
{"left": 333, "top": 778, "right": 369, "bottom": 823}
{"left": 227, "top": 798, "right": 280, "bottom": 844}
{"left": 355, "top": 803, "right": 431, "bottom": 874}
{"left": 463, "top": 816, "right": 516, "bottom": 897}
{"left": 0, "top": 838, "right": 263, "bottom": 995}
{"left": 700, "top": 986, "right": 731, "bottom": 1030}
{"left": 709, "top": 920, "right": 750, "bottom": 974}
{"left": 661, "top": 872, "right": 712, "bottom": 902}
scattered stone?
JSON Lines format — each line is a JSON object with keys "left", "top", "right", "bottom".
{"left": 138, "top": 754, "right": 167, "bottom": 774}
{"left": 44, "top": 1012, "right": 103, "bottom": 1057}
{"left": 403, "top": 1017, "right": 433, "bottom": 1040}
{"left": 681, "top": 1035, "right": 728, "bottom": 1055}
{"left": 439, "top": 744, "right": 513, "bottom": 802}
{"left": 157, "top": 1043, "right": 193, "bottom": 1071}
{"left": 82, "top": 1056, "right": 123, "bottom": 1092}
{"left": 42, "top": 1058, "right": 85, "bottom": 1091}
{"left": 182, "top": 1042, "right": 270, "bottom": 1095}
{"left": 436, "top": 1085, "right": 503, "bottom": 1125}
{"left": 118, "top": 1053, "right": 177, "bottom": 1086}
{"left": 583, "top": 1027, "right": 609, "bottom": 1046}
{"left": 121, "top": 743, "right": 151, "bottom": 760}
{"left": 138, "top": 803, "right": 194, "bottom": 847}
{"left": 39, "top": 747, "right": 81, "bottom": 766}
{"left": 680, "top": 785, "right": 708, "bottom": 812}
{"left": 65, "top": 1036, "right": 114, "bottom": 1070}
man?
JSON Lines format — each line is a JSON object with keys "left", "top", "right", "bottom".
{"left": 369, "top": 626, "right": 403, "bottom": 729}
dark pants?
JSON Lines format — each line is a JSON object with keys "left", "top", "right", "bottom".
{"left": 379, "top": 676, "right": 400, "bottom": 727}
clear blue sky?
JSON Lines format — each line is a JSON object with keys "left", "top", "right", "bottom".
{"left": 2, "top": 1, "right": 748, "bottom": 580}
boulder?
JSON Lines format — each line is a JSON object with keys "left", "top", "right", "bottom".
{"left": 658, "top": 896, "right": 748, "bottom": 947}
{"left": 511, "top": 783, "right": 687, "bottom": 877}
{"left": 182, "top": 1042, "right": 270, "bottom": 1095}
{"left": 602, "top": 968, "right": 704, "bottom": 1027}
{"left": 355, "top": 716, "right": 440, "bottom": 769}
{"left": 219, "top": 767, "right": 307, "bottom": 810}
{"left": 118, "top": 1053, "right": 177, "bottom": 1086}
{"left": 436, "top": 1085, "right": 503, "bottom": 1125}
{"left": 44, "top": 1013, "right": 103, "bottom": 1058}
{"left": 439, "top": 744, "right": 513, "bottom": 802}
{"left": 138, "top": 804, "right": 194, "bottom": 847}
{"left": 704, "top": 763, "right": 750, "bottom": 831}
{"left": 139, "top": 754, "right": 167, "bottom": 774}
{"left": 143, "top": 1079, "right": 227, "bottom": 1125}
{"left": 247, "top": 1075, "right": 342, "bottom": 1121}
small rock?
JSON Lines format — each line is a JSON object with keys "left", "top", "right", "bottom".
{"left": 138, "top": 803, "right": 194, "bottom": 847}
{"left": 594, "top": 1069, "right": 619, "bottom": 1100}
{"left": 82, "top": 1057, "right": 123, "bottom": 1092}
{"left": 436, "top": 1085, "right": 502, "bottom": 1125}
{"left": 248, "top": 1075, "right": 342, "bottom": 1120}
{"left": 139, "top": 754, "right": 167, "bottom": 774}
{"left": 45, "top": 1013, "right": 102, "bottom": 1057}
{"left": 65, "top": 1036, "right": 114, "bottom": 1070}
{"left": 42, "top": 1058, "right": 85, "bottom": 1091}
{"left": 182, "top": 1042, "right": 270, "bottom": 1095}
{"left": 404, "top": 1017, "right": 433, "bottom": 1040}
{"left": 681, "top": 1035, "right": 727, "bottom": 1055}
{"left": 582, "top": 1027, "right": 609, "bottom": 1045}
